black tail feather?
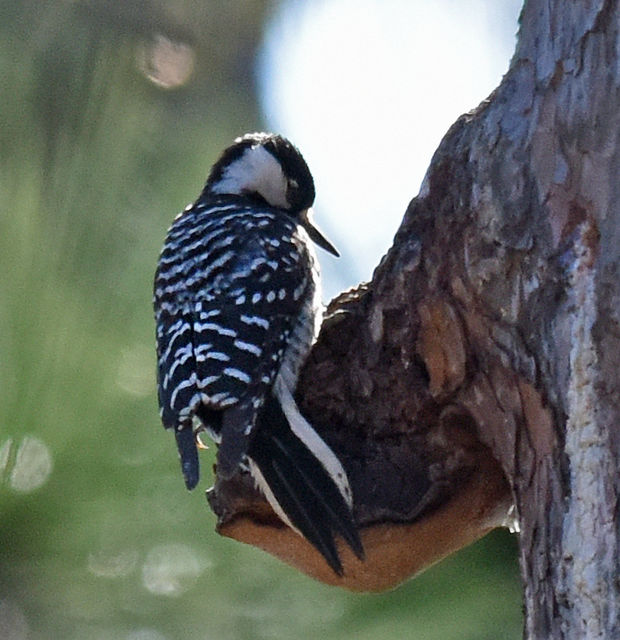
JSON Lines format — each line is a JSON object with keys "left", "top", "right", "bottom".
{"left": 269, "top": 431, "right": 364, "bottom": 560}
{"left": 247, "top": 395, "right": 363, "bottom": 575}
{"left": 175, "top": 427, "right": 199, "bottom": 490}
{"left": 271, "top": 459, "right": 344, "bottom": 574}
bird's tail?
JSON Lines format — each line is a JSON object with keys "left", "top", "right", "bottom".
{"left": 247, "top": 382, "right": 363, "bottom": 575}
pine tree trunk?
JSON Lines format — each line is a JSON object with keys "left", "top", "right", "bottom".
{"left": 210, "top": 1, "right": 620, "bottom": 636}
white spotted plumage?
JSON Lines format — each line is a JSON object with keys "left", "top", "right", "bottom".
{"left": 153, "top": 132, "right": 362, "bottom": 575}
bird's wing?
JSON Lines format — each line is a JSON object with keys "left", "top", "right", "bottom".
{"left": 155, "top": 305, "right": 199, "bottom": 429}
{"left": 194, "top": 226, "right": 313, "bottom": 477}
{"left": 155, "top": 205, "right": 313, "bottom": 485}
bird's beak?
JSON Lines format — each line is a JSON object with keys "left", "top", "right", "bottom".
{"left": 299, "top": 209, "right": 340, "bottom": 257}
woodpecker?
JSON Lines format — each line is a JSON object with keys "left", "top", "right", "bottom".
{"left": 153, "top": 132, "right": 363, "bottom": 574}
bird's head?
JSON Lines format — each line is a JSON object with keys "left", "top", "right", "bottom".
{"left": 204, "top": 133, "right": 339, "bottom": 256}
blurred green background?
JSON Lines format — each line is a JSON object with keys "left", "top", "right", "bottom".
{"left": 0, "top": 1, "right": 522, "bottom": 638}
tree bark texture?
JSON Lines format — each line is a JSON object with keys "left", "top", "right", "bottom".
{"left": 209, "top": 1, "right": 620, "bottom": 637}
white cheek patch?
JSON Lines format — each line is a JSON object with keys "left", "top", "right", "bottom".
{"left": 212, "top": 146, "right": 290, "bottom": 209}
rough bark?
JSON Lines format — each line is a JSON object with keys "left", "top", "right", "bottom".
{"left": 209, "top": 1, "right": 620, "bottom": 637}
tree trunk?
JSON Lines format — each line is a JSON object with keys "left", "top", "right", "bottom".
{"left": 209, "top": 1, "right": 620, "bottom": 637}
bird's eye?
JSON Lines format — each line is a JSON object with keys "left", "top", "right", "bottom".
{"left": 285, "top": 178, "right": 300, "bottom": 209}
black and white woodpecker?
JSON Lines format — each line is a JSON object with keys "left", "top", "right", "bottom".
{"left": 153, "top": 132, "right": 363, "bottom": 574}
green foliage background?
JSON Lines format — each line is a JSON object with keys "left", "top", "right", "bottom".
{"left": 0, "top": 1, "right": 522, "bottom": 638}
